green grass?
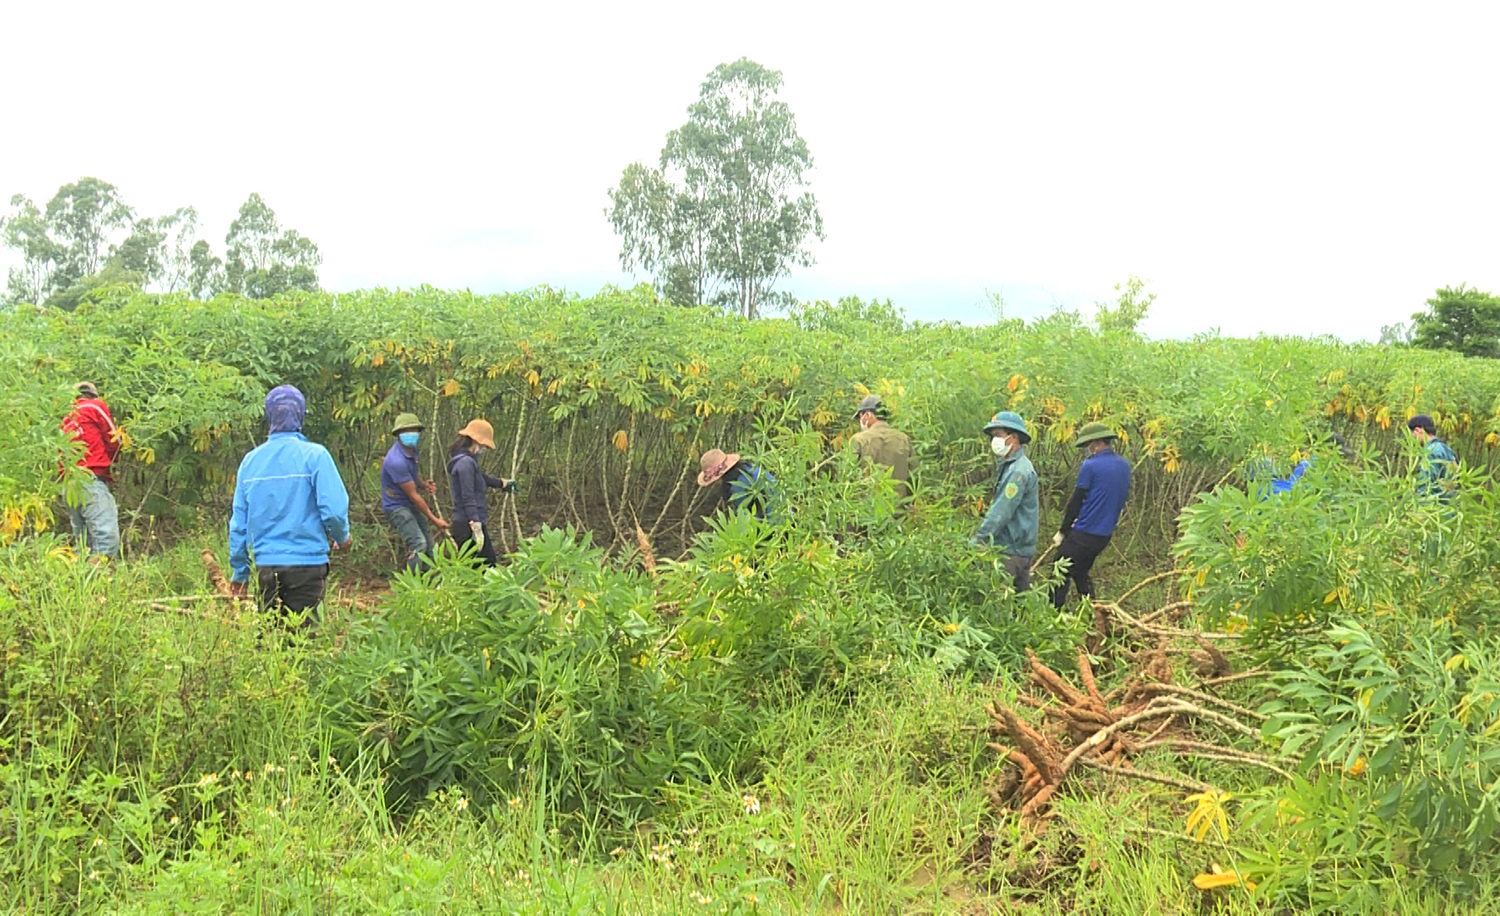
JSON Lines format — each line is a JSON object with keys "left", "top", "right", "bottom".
{"left": 4, "top": 535, "right": 1499, "bottom": 915}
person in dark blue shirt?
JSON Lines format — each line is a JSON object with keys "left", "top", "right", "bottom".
{"left": 1262, "top": 432, "right": 1354, "bottom": 498}
{"left": 1051, "top": 422, "right": 1131, "bottom": 608}
{"left": 697, "top": 448, "right": 781, "bottom": 521}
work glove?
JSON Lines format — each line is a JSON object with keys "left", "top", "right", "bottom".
{"left": 470, "top": 520, "right": 485, "bottom": 550}
{"left": 501, "top": 478, "right": 519, "bottom": 495}
{"left": 1052, "top": 532, "right": 1065, "bottom": 548}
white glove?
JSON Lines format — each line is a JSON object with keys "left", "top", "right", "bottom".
{"left": 1052, "top": 532, "right": 1065, "bottom": 548}
{"left": 470, "top": 520, "right": 485, "bottom": 551}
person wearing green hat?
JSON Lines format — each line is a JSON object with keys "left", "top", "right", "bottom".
{"left": 1050, "top": 422, "right": 1131, "bottom": 608}
{"left": 381, "top": 412, "right": 449, "bottom": 572}
{"left": 970, "top": 410, "right": 1039, "bottom": 591}
{"left": 849, "top": 394, "right": 917, "bottom": 500}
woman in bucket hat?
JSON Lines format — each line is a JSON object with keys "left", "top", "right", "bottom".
{"left": 380, "top": 412, "right": 449, "bottom": 573}
{"left": 696, "top": 448, "right": 781, "bottom": 521}
{"left": 970, "top": 411, "right": 1039, "bottom": 592}
{"left": 446, "top": 418, "right": 518, "bottom": 567}
{"left": 1050, "top": 422, "right": 1131, "bottom": 608}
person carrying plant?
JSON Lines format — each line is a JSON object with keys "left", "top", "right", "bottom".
{"left": 61, "top": 381, "right": 122, "bottom": 560}
{"left": 228, "top": 385, "right": 351, "bottom": 627}
{"left": 696, "top": 448, "right": 781, "bottom": 521}
{"left": 1050, "top": 422, "right": 1131, "bottom": 608}
{"left": 446, "top": 418, "right": 517, "bottom": 567}
{"left": 381, "top": 412, "right": 449, "bottom": 573}
{"left": 849, "top": 395, "right": 916, "bottom": 500}
{"left": 1407, "top": 414, "right": 1457, "bottom": 503}
{"left": 969, "top": 411, "right": 1039, "bottom": 592}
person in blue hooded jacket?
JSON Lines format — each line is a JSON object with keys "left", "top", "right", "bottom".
{"left": 228, "top": 386, "right": 351, "bottom": 627}
{"left": 970, "top": 411, "right": 1039, "bottom": 592}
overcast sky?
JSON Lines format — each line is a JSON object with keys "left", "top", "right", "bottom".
{"left": 3, "top": 2, "right": 1497, "bottom": 340}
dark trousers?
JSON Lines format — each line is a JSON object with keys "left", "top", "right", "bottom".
{"left": 1051, "top": 531, "right": 1111, "bottom": 608}
{"left": 256, "top": 564, "right": 329, "bottom": 626}
{"left": 456, "top": 522, "right": 500, "bottom": 567}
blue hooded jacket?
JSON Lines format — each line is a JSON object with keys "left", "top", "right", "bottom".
{"left": 229, "top": 387, "right": 350, "bottom": 581}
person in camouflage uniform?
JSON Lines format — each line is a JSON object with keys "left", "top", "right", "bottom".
{"left": 970, "top": 410, "right": 1039, "bottom": 592}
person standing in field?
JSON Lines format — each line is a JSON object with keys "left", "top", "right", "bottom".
{"left": 970, "top": 411, "right": 1039, "bottom": 592}
{"left": 381, "top": 412, "right": 449, "bottom": 573}
{"left": 228, "top": 385, "right": 351, "bottom": 627}
{"left": 446, "top": 418, "right": 517, "bottom": 567}
{"left": 62, "top": 381, "right": 122, "bottom": 560}
{"left": 849, "top": 395, "right": 916, "bottom": 500}
{"left": 696, "top": 448, "right": 781, "bottom": 521}
{"left": 1050, "top": 422, "right": 1131, "bottom": 608}
{"left": 1407, "top": 414, "right": 1457, "bottom": 503}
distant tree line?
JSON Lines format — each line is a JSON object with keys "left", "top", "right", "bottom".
{"left": 1386, "top": 284, "right": 1500, "bottom": 359}
{"left": 1, "top": 178, "right": 321, "bottom": 308}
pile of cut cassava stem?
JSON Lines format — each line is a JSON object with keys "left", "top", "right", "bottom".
{"left": 2, "top": 287, "right": 1500, "bottom": 913}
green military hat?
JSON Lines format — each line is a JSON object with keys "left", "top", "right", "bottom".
{"left": 983, "top": 410, "right": 1031, "bottom": 444}
{"left": 1073, "top": 422, "right": 1118, "bottom": 448}
{"left": 391, "top": 412, "right": 425, "bottom": 434}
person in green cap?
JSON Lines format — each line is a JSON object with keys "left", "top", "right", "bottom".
{"left": 381, "top": 412, "right": 449, "bottom": 572}
{"left": 970, "top": 410, "right": 1039, "bottom": 591}
{"left": 849, "top": 394, "right": 917, "bottom": 500}
{"left": 1051, "top": 422, "right": 1131, "bottom": 608}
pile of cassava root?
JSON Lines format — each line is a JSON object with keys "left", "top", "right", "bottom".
{"left": 986, "top": 593, "right": 1289, "bottom": 825}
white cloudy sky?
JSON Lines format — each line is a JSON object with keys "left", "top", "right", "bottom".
{"left": 2, "top": 1, "right": 1497, "bottom": 340}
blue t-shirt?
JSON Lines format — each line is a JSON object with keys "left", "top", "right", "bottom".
{"left": 1074, "top": 449, "right": 1131, "bottom": 537}
{"left": 726, "top": 464, "right": 782, "bottom": 521}
{"left": 380, "top": 441, "right": 421, "bottom": 512}
{"left": 1269, "top": 458, "right": 1312, "bottom": 497}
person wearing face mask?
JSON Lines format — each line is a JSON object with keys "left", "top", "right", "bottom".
{"left": 849, "top": 395, "right": 916, "bottom": 500}
{"left": 970, "top": 411, "right": 1039, "bottom": 591}
{"left": 1050, "top": 422, "right": 1132, "bottom": 608}
{"left": 446, "top": 419, "right": 518, "bottom": 567}
{"left": 380, "top": 412, "right": 449, "bottom": 573}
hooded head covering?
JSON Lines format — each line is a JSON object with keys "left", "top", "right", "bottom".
{"left": 265, "top": 385, "right": 307, "bottom": 434}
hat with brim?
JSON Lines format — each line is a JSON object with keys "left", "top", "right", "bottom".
{"left": 853, "top": 394, "right": 886, "bottom": 420}
{"left": 983, "top": 410, "right": 1031, "bottom": 444}
{"left": 1074, "top": 422, "right": 1118, "bottom": 448}
{"left": 76, "top": 381, "right": 99, "bottom": 398}
{"left": 697, "top": 448, "right": 742, "bottom": 487}
{"left": 392, "top": 412, "right": 425, "bottom": 435}
{"left": 458, "top": 418, "right": 497, "bottom": 450}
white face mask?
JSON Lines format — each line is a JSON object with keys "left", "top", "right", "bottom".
{"left": 991, "top": 436, "right": 1012, "bottom": 458}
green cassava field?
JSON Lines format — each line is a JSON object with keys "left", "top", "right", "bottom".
{"left": 4, "top": 286, "right": 1500, "bottom": 914}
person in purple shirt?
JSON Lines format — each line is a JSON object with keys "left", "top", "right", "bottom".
{"left": 446, "top": 418, "right": 517, "bottom": 567}
{"left": 381, "top": 412, "right": 449, "bottom": 572}
{"left": 1050, "top": 422, "right": 1132, "bottom": 608}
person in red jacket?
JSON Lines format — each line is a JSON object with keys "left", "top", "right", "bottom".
{"left": 62, "top": 381, "right": 121, "bottom": 559}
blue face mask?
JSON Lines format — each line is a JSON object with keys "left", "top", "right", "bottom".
{"left": 399, "top": 432, "right": 421, "bottom": 448}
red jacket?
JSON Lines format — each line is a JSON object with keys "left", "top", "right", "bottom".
{"left": 63, "top": 397, "right": 120, "bottom": 482}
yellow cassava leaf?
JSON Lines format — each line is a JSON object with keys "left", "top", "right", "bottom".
{"left": 1193, "top": 871, "right": 1246, "bottom": 890}
{"left": 612, "top": 430, "right": 629, "bottom": 452}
